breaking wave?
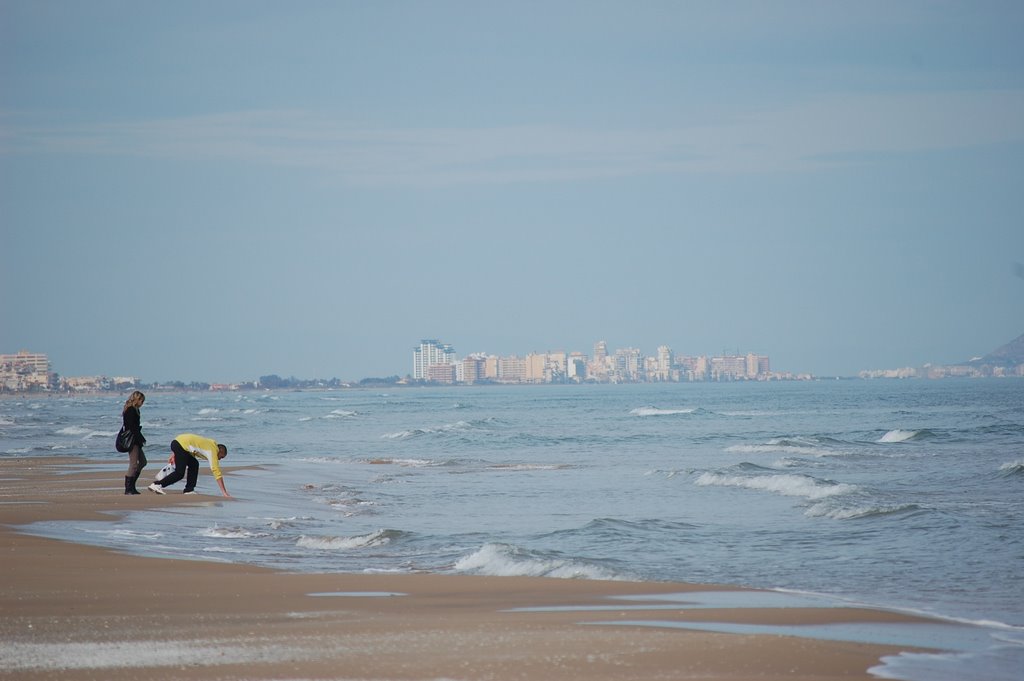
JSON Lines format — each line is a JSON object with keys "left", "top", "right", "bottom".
{"left": 324, "top": 409, "right": 357, "bottom": 419}
{"left": 805, "top": 502, "right": 924, "bottom": 520}
{"left": 296, "top": 529, "right": 404, "bottom": 550}
{"left": 381, "top": 418, "right": 495, "bottom": 440}
{"left": 630, "top": 407, "right": 697, "bottom": 417}
{"left": 696, "top": 471, "right": 857, "bottom": 500}
{"left": 199, "top": 526, "right": 269, "bottom": 540}
{"left": 727, "top": 441, "right": 826, "bottom": 457}
{"left": 998, "top": 460, "right": 1024, "bottom": 477}
{"left": 454, "top": 542, "right": 624, "bottom": 580}
{"left": 878, "top": 429, "right": 927, "bottom": 443}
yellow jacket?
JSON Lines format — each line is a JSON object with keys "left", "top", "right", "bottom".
{"left": 174, "top": 433, "right": 223, "bottom": 481}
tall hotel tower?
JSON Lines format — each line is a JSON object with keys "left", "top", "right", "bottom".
{"left": 413, "top": 339, "right": 456, "bottom": 380}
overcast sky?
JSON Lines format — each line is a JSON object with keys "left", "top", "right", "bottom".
{"left": 2, "top": 1, "right": 1023, "bottom": 382}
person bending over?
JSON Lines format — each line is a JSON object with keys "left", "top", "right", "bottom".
{"left": 149, "top": 433, "right": 232, "bottom": 498}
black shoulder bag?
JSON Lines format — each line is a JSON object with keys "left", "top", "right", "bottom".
{"left": 115, "top": 426, "right": 135, "bottom": 453}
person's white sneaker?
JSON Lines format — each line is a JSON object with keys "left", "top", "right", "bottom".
{"left": 148, "top": 483, "right": 166, "bottom": 495}
{"left": 182, "top": 491, "right": 197, "bottom": 495}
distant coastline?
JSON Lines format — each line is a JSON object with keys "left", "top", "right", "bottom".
{"left": 4, "top": 331, "right": 1022, "bottom": 395}
{"left": 2, "top": 372, "right": 1022, "bottom": 399}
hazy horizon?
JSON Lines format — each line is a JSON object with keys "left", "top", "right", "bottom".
{"left": 8, "top": 331, "right": 1023, "bottom": 385}
{"left": 3, "top": 1, "right": 1023, "bottom": 383}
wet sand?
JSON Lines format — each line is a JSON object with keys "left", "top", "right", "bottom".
{"left": 0, "top": 457, "right": 935, "bottom": 680}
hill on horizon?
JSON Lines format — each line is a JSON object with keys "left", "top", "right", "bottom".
{"left": 966, "top": 332, "right": 1024, "bottom": 367}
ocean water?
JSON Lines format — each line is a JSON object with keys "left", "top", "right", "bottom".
{"left": 2, "top": 380, "right": 1022, "bottom": 680}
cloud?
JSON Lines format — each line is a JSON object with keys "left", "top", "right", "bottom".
{"left": 3, "top": 89, "right": 1024, "bottom": 186}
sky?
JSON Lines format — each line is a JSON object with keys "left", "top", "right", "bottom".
{"left": 2, "top": 1, "right": 1023, "bottom": 382}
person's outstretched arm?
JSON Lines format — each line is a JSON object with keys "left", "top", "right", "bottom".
{"left": 216, "top": 477, "right": 232, "bottom": 498}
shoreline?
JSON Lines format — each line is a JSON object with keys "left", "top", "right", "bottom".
{"left": 0, "top": 457, "right": 951, "bottom": 680}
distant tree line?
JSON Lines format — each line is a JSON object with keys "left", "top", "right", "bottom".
{"left": 258, "top": 375, "right": 350, "bottom": 389}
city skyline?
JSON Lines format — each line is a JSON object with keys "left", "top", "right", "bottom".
{"left": 6, "top": 328, "right": 1022, "bottom": 392}
{"left": 3, "top": 3, "right": 1023, "bottom": 383}
{"left": 412, "top": 338, "right": 788, "bottom": 384}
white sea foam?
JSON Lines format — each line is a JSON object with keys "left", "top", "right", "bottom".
{"left": 879, "top": 429, "right": 920, "bottom": 443}
{"left": 199, "top": 526, "right": 267, "bottom": 540}
{"left": 56, "top": 426, "right": 91, "bottom": 436}
{"left": 381, "top": 429, "right": 417, "bottom": 440}
{"left": 197, "top": 408, "right": 220, "bottom": 415}
{"left": 323, "top": 409, "right": 357, "bottom": 419}
{"left": 105, "top": 528, "right": 164, "bottom": 540}
{"left": 455, "top": 542, "right": 623, "bottom": 580}
{"left": 630, "top": 407, "right": 695, "bottom": 417}
{"left": 381, "top": 420, "right": 476, "bottom": 439}
{"left": 871, "top": 645, "right": 1024, "bottom": 681}
{"left": 56, "top": 426, "right": 114, "bottom": 439}
{"left": 487, "top": 463, "right": 571, "bottom": 471}
{"left": 296, "top": 529, "right": 394, "bottom": 550}
{"left": 727, "top": 443, "right": 825, "bottom": 457}
{"left": 255, "top": 516, "right": 310, "bottom": 530}
{"left": 362, "top": 457, "right": 437, "bottom": 467}
{"left": 696, "top": 472, "right": 857, "bottom": 500}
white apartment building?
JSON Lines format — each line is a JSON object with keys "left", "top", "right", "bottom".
{"left": 413, "top": 339, "right": 456, "bottom": 380}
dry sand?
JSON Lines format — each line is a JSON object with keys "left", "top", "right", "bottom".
{"left": 0, "top": 457, "right": 936, "bottom": 680}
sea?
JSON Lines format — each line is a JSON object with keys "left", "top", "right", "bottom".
{"left": 2, "top": 379, "right": 1022, "bottom": 680}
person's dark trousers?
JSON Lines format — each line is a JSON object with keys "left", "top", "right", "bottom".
{"left": 158, "top": 440, "right": 200, "bottom": 492}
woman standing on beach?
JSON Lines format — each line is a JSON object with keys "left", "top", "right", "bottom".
{"left": 121, "top": 391, "right": 147, "bottom": 495}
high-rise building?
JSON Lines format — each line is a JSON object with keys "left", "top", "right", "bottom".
{"left": 656, "top": 345, "right": 673, "bottom": 381}
{"left": 614, "top": 347, "right": 643, "bottom": 382}
{"left": 0, "top": 351, "right": 50, "bottom": 391}
{"left": 497, "top": 355, "right": 526, "bottom": 382}
{"left": 746, "top": 353, "right": 769, "bottom": 379}
{"left": 524, "top": 353, "right": 546, "bottom": 383}
{"left": 413, "top": 339, "right": 456, "bottom": 380}
{"left": 461, "top": 355, "right": 487, "bottom": 384}
{"left": 567, "top": 353, "right": 588, "bottom": 381}
{"left": 710, "top": 355, "right": 747, "bottom": 380}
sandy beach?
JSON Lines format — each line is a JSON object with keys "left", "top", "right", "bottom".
{"left": 0, "top": 458, "right": 938, "bottom": 680}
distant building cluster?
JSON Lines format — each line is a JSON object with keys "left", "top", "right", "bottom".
{"left": 411, "top": 339, "right": 804, "bottom": 385}
{"left": 860, "top": 363, "right": 1024, "bottom": 379}
{"left": 1, "top": 351, "right": 139, "bottom": 393}
{"left": 0, "top": 351, "right": 51, "bottom": 391}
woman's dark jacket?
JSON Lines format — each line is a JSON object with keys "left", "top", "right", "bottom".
{"left": 122, "top": 407, "right": 147, "bottom": 447}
